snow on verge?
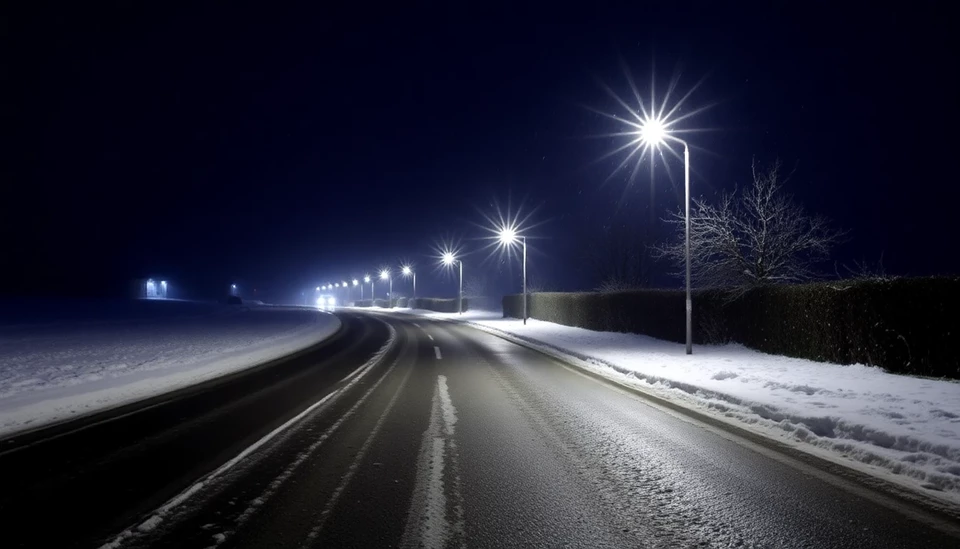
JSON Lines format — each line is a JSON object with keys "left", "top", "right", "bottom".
{"left": 0, "top": 304, "right": 340, "bottom": 438}
{"left": 402, "top": 308, "right": 960, "bottom": 504}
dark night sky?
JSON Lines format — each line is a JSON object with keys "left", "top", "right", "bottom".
{"left": 3, "top": 2, "right": 957, "bottom": 302}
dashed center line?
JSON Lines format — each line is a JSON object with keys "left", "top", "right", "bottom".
{"left": 427, "top": 334, "right": 434, "bottom": 341}
{"left": 434, "top": 346, "right": 442, "bottom": 360}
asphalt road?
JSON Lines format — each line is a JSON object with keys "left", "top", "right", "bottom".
{"left": 1, "top": 311, "right": 958, "bottom": 548}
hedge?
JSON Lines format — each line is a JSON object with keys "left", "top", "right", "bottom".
{"left": 503, "top": 277, "right": 960, "bottom": 379}
{"left": 409, "top": 297, "right": 469, "bottom": 313}
{"left": 351, "top": 299, "right": 392, "bottom": 308}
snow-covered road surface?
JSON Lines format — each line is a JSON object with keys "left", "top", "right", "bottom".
{"left": 397, "top": 307, "right": 960, "bottom": 504}
{"left": 0, "top": 299, "right": 340, "bottom": 437}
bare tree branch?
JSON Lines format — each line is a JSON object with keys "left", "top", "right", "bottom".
{"left": 653, "top": 158, "right": 844, "bottom": 293}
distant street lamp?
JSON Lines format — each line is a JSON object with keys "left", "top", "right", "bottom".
{"left": 363, "top": 274, "right": 371, "bottom": 301}
{"left": 401, "top": 265, "right": 416, "bottom": 301}
{"left": 379, "top": 269, "right": 392, "bottom": 307}
{"left": 498, "top": 227, "right": 527, "bottom": 325}
{"left": 637, "top": 116, "right": 693, "bottom": 354}
{"left": 441, "top": 252, "right": 463, "bottom": 315}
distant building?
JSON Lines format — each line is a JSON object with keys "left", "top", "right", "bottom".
{"left": 135, "top": 278, "right": 170, "bottom": 299}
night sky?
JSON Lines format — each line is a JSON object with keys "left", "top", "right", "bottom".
{"left": 4, "top": 3, "right": 957, "bottom": 302}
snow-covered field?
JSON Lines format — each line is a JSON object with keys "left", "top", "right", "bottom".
{"left": 401, "top": 308, "right": 960, "bottom": 504}
{"left": 0, "top": 299, "right": 340, "bottom": 437}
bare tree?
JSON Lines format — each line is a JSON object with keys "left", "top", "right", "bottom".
{"left": 654, "top": 158, "right": 843, "bottom": 292}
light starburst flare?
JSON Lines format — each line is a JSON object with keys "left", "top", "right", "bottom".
{"left": 587, "top": 62, "right": 713, "bottom": 194}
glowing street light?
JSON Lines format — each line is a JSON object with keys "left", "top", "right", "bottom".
{"left": 401, "top": 264, "right": 416, "bottom": 301}
{"left": 379, "top": 269, "right": 393, "bottom": 307}
{"left": 635, "top": 115, "right": 692, "bottom": 354}
{"left": 441, "top": 252, "right": 463, "bottom": 315}
{"left": 363, "top": 274, "right": 371, "bottom": 301}
{"left": 498, "top": 226, "right": 528, "bottom": 325}
{"left": 595, "top": 69, "right": 708, "bottom": 354}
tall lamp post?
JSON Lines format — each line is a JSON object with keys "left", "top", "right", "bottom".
{"left": 442, "top": 252, "right": 463, "bottom": 315}
{"left": 364, "top": 275, "right": 371, "bottom": 301}
{"left": 401, "top": 265, "right": 415, "bottom": 303}
{"left": 352, "top": 279, "right": 359, "bottom": 303}
{"left": 379, "top": 269, "right": 392, "bottom": 308}
{"left": 639, "top": 118, "right": 692, "bottom": 354}
{"left": 497, "top": 227, "right": 527, "bottom": 325}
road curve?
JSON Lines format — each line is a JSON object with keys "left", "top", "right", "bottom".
{"left": 2, "top": 311, "right": 959, "bottom": 548}
{"left": 0, "top": 312, "right": 392, "bottom": 548}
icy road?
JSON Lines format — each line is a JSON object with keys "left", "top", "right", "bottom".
{"left": 1, "top": 311, "right": 958, "bottom": 548}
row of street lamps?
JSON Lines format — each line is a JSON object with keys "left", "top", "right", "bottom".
{"left": 314, "top": 266, "right": 416, "bottom": 306}
{"left": 314, "top": 226, "right": 528, "bottom": 322}
{"left": 308, "top": 116, "right": 691, "bottom": 349}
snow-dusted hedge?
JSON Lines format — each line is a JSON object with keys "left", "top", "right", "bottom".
{"left": 503, "top": 277, "right": 960, "bottom": 378}
{"left": 351, "top": 299, "right": 392, "bottom": 308}
{"left": 409, "top": 297, "right": 469, "bottom": 313}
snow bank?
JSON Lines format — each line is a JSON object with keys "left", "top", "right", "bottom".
{"left": 0, "top": 300, "right": 340, "bottom": 437}
{"left": 403, "top": 308, "right": 960, "bottom": 503}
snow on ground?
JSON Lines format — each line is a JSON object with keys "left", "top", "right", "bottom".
{"left": 400, "top": 307, "right": 960, "bottom": 503}
{"left": 0, "top": 299, "right": 340, "bottom": 437}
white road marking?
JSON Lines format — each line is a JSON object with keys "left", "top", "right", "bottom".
{"left": 427, "top": 334, "right": 434, "bottom": 341}
{"left": 434, "top": 346, "right": 442, "bottom": 360}
{"left": 401, "top": 375, "right": 463, "bottom": 549}
{"left": 413, "top": 322, "right": 421, "bottom": 328}
{"left": 100, "top": 324, "right": 399, "bottom": 549}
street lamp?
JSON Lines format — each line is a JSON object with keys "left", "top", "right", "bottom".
{"left": 498, "top": 227, "right": 527, "bottom": 325}
{"left": 442, "top": 252, "right": 463, "bottom": 315}
{"left": 379, "top": 269, "right": 392, "bottom": 307}
{"left": 638, "top": 116, "right": 693, "bottom": 354}
{"left": 401, "top": 264, "right": 415, "bottom": 302}
{"left": 363, "top": 274, "right": 371, "bottom": 301}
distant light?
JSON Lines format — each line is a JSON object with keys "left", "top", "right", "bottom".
{"left": 334, "top": 283, "right": 339, "bottom": 288}
{"left": 379, "top": 269, "right": 389, "bottom": 280}
{"left": 160, "top": 280, "right": 167, "bottom": 286}
{"left": 402, "top": 265, "right": 412, "bottom": 276}
{"left": 352, "top": 279, "right": 359, "bottom": 286}
{"left": 317, "top": 286, "right": 321, "bottom": 291}
{"left": 364, "top": 275, "right": 371, "bottom": 283}
{"left": 442, "top": 252, "right": 456, "bottom": 265}
{"left": 341, "top": 281, "right": 347, "bottom": 287}
{"left": 316, "top": 297, "right": 324, "bottom": 305}
{"left": 327, "top": 297, "right": 336, "bottom": 305}
{"left": 231, "top": 284, "right": 237, "bottom": 289}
